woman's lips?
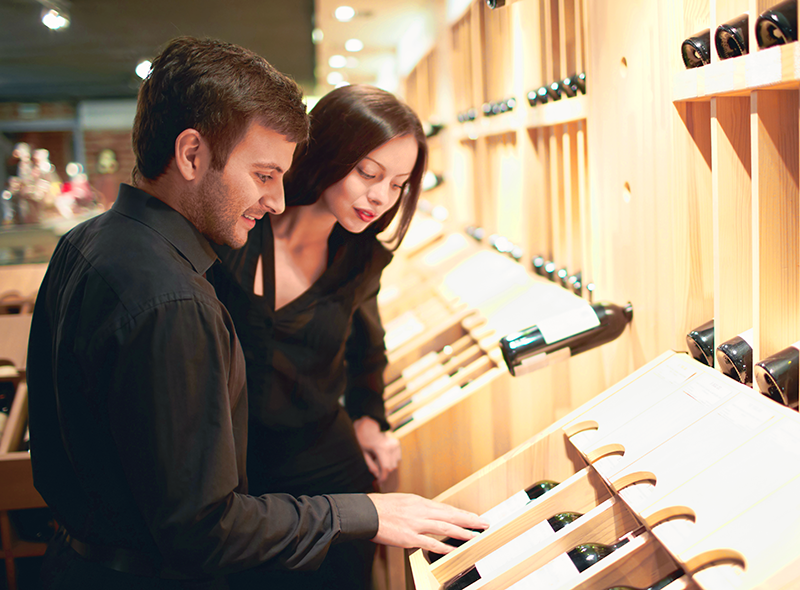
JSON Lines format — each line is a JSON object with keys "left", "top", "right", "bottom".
{"left": 355, "top": 208, "right": 375, "bottom": 222}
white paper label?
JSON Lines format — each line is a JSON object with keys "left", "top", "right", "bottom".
{"left": 400, "top": 351, "right": 440, "bottom": 380}
{"left": 480, "top": 490, "right": 531, "bottom": 526}
{"left": 410, "top": 374, "right": 451, "bottom": 405}
{"left": 476, "top": 520, "right": 554, "bottom": 577}
{"left": 568, "top": 428, "right": 598, "bottom": 449}
{"left": 654, "top": 357, "right": 697, "bottom": 386}
{"left": 592, "top": 453, "right": 624, "bottom": 476}
{"left": 536, "top": 304, "right": 600, "bottom": 345}
{"left": 377, "top": 284, "right": 400, "bottom": 306}
{"left": 383, "top": 311, "right": 425, "bottom": 351}
{"left": 515, "top": 347, "right": 571, "bottom": 376}
{"left": 683, "top": 374, "right": 731, "bottom": 407}
{"left": 507, "top": 552, "right": 578, "bottom": 590}
{"left": 619, "top": 482, "right": 656, "bottom": 510}
{"left": 717, "top": 394, "right": 775, "bottom": 432}
{"left": 653, "top": 518, "right": 696, "bottom": 549}
{"left": 422, "top": 233, "right": 469, "bottom": 267}
{"left": 738, "top": 328, "right": 754, "bottom": 347}
{"left": 766, "top": 419, "right": 800, "bottom": 458}
{"left": 411, "top": 385, "right": 464, "bottom": 422}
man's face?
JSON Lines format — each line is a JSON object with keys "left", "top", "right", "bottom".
{"left": 191, "top": 122, "right": 295, "bottom": 248}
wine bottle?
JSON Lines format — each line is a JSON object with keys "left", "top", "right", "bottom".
{"left": 422, "top": 171, "right": 444, "bottom": 192}
{"left": 442, "top": 512, "right": 583, "bottom": 590}
{"left": 428, "top": 480, "right": 560, "bottom": 563}
{"left": 560, "top": 75, "right": 580, "bottom": 98}
{"left": 535, "top": 85, "right": 551, "bottom": 104}
{"left": 716, "top": 328, "right": 753, "bottom": 386}
{"left": 546, "top": 81, "right": 562, "bottom": 101}
{"left": 544, "top": 261, "right": 557, "bottom": 281}
{"left": 0, "top": 381, "right": 15, "bottom": 440}
{"left": 715, "top": 14, "right": 749, "bottom": 59}
{"left": 557, "top": 267, "right": 569, "bottom": 288}
{"left": 486, "top": 0, "right": 506, "bottom": 8}
{"left": 686, "top": 319, "right": 714, "bottom": 366}
{"left": 754, "top": 341, "right": 800, "bottom": 409}
{"left": 681, "top": 29, "right": 712, "bottom": 68}
{"left": 424, "top": 121, "right": 445, "bottom": 138}
{"left": 756, "top": 0, "right": 798, "bottom": 49}
{"left": 604, "top": 569, "right": 685, "bottom": 590}
{"left": 500, "top": 302, "right": 634, "bottom": 377}
{"left": 465, "top": 225, "right": 485, "bottom": 242}
{"left": 532, "top": 256, "right": 547, "bottom": 276}
{"left": 575, "top": 72, "right": 587, "bottom": 94}
{"left": 527, "top": 89, "right": 539, "bottom": 107}
{"left": 506, "top": 533, "right": 635, "bottom": 588}
{"left": 489, "top": 234, "right": 514, "bottom": 254}
{"left": 482, "top": 102, "right": 494, "bottom": 117}
{"left": 568, "top": 272, "right": 582, "bottom": 296}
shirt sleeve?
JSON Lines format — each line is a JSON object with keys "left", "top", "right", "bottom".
{"left": 103, "top": 297, "right": 378, "bottom": 576}
{"left": 344, "top": 286, "right": 391, "bottom": 432}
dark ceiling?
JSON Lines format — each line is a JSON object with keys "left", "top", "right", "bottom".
{"left": 0, "top": 0, "right": 316, "bottom": 102}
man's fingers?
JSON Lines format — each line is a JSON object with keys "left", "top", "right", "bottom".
{"left": 363, "top": 451, "right": 381, "bottom": 480}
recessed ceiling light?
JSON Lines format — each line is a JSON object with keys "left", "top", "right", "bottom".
{"left": 328, "top": 55, "right": 347, "bottom": 69}
{"left": 345, "top": 38, "right": 364, "bottom": 52}
{"left": 327, "top": 71, "right": 345, "bottom": 85}
{"left": 41, "top": 8, "right": 69, "bottom": 30}
{"left": 334, "top": 6, "right": 355, "bottom": 22}
{"left": 312, "top": 28, "right": 324, "bottom": 43}
{"left": 135, "top": 60, "right": 152, "bottom": 80}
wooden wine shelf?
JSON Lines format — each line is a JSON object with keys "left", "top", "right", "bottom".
{"left": 673, "top": 42, "right": 800, "bottom": 102}
{"left": 450, "top": 96, "right": 588, "bottom": 142}
{"left": 408, "top": 351, "right": 800, "bottom": 590}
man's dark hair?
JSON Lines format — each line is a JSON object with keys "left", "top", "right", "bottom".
{"left": 132, "top": 36, "right": 309, "bottom": 182}
{"left": 283, "top": 84, "right": 428, "bottom": 250}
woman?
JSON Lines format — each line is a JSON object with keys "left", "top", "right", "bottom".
{"left": 210, "top": 84, "right": 428, "bottom": 589}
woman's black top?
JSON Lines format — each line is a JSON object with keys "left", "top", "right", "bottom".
{"left": 209, "top": 217, "right": 393, "bottom": 497}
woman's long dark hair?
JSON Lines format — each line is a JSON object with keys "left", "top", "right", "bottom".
{"left": 283, "top": 85, "right": 428, "bottom": 249}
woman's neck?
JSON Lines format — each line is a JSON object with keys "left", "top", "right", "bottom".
{"left": 270, "top": 201, "right": 337, "bottom": 248}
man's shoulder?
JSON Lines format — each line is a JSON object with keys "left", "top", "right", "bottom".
{"left": 59, "top": 210, "right": 221, "bottom": 317}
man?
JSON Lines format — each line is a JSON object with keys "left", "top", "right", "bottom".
{"left": 27, "top": 36, "right": 484, "bottom": 589}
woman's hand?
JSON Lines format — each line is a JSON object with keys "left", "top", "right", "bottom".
{"left": 353, "top": 416, "right": 401, "bottom": 483}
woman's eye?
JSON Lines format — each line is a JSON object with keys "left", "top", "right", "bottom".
{"left": 358, "top": 168, "right": 376, "bottom": 180}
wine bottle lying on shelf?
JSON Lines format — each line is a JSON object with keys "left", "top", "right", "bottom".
{"left": 532, "top": 256, "right": 546, "bottom": 276}
{"left": 756, "top": 0, "right": 798, "bottom": 49}
{"left": 716, "top": 328, "right": 753, "bottom": 386}
{"left": 754, "top": 341, "right": 800, "bottom": 409}
{"left": 715, "top": 13, "right": 749, "bottom": 59}
{"left": 443, "top": 512, "right": 584, "bottom": 590}
{"left": 505, "top": 530, "right": 640, "bottom": 589}
{"left": 423, "top": 121, "right": 445, "bottom": 138}
{"left": 681, "top": 29, "right": 712, "bottom": 68}
{"left": 686, "top": 319, "right": 714, "bottom": 366}
{"left": 604, "top": 569, "right": 685, "bottom": 590}
{"left": 568, "top": 271, "right": 582, "bottom": 296}
{"left": 0, "top": 380, "right": 16, "bottom": 440}
{"left": 428, "top": 480, "right": 560, "bottom": 563}
{"left": 500, "top": 302, "right": 634, "bottom": 376}
{"left": 544, "top": 260, "right": 557, "bottom": 281}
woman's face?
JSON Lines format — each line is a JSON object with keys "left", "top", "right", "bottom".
{"left": 321, "top": 134, "right": 418, "bottom": 233}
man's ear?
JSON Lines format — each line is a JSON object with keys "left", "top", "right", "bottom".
{"left": 174, "top": 128, "right": 209, "bottom": 182}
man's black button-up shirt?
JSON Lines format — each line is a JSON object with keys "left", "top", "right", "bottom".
{"left": 26, "top": 184, "right": 378, "bottom": 578}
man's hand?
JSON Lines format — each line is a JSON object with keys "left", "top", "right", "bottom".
{"left": 367, "top": 493, "right": 488, "bottom": 555}
{"left": 353, "top": 416, "right": 401, "bottom": 483}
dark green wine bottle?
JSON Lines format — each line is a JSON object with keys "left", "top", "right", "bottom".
{"left": 568, "top": 538, "right": 630, "bottom": 573}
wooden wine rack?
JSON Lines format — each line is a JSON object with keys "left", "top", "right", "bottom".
{"left": 408, "top": 351, "right": 800, "bottom": 589}
{"left": 0, "top": 309, "right": 48, "bottom": 590}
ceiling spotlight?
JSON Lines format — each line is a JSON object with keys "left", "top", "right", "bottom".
{"left": 345, "top": 38, "right": 364, "bottom": 52}
{"left": 328, "top": 55, "right": 347, "bottom": 69}
{"left": 327, "top": 71, "right": 345, "bottom": 85}
{"left": 41, "top": 7, "right": 69, "bottom": 30}
{"left": 334, "top": 6, "right": 355, "bottom": 21}
{"left": 135, "top": 60, "right": 152, "bottom": 80}
{"left": 312, "top": 28, "right": 324, "bottom": 44}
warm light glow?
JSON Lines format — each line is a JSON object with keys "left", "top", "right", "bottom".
{"left": 345, "top": 38, "right": 364, "bottom": 52}
{"left": 41, "top": 8, "right": 69, "bottom": 30}
{"left": 346, "top": 57, "right": 359, "bottom": 68}
{"left": 312, "top": 28, "right": 324, "bottom": 43}
{"left": 334, "top": 6, "right": 355, "bottom": 21}
{"left": 135, "top": 60, "right": 152, "bottom": 80}
{"left": 327, "top": 71, "right": 345, "bottom": 85}
{"left": 335, "top": 81, "right": 351, "bottom": 89}
{"left": 328, "top": 55, "right": 347, "bottom": 69}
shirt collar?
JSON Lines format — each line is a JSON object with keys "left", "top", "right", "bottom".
{"left": 111, "top": 183, "right": 218, "bottom": 276}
